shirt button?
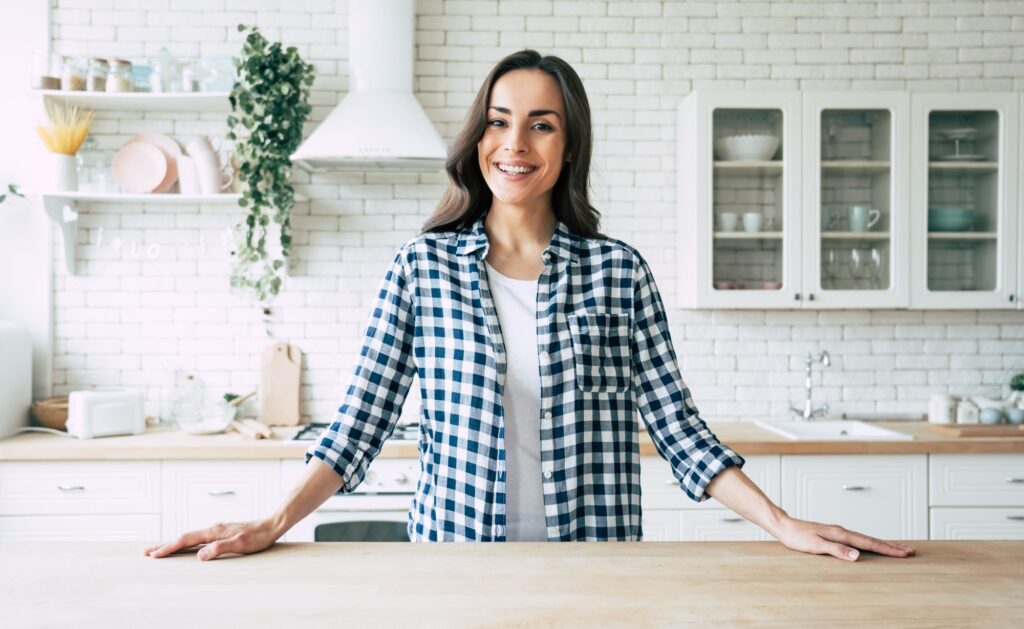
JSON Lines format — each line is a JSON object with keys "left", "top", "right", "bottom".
{"left": 543, "top": 470, "right": 553, "bottom": 479}
{"left": 495, "top": 525, "right": 504, "bottom": 536}
{"left": 539, "top": 351, "right": 549, "bottom": 363}
{"left": 547, "top": 526, "right": 559, "bottom": 536}
{"left": 542, "top": 252, "right": 551, "bottom": 262}
{"left": 543, "top": 411, "right": 552, "bottom": 420}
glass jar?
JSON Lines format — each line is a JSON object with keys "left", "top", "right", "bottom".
{"left": 105, "top": 58, "right": 134, "bottom": 92}
{"left": 60, "top": 57, "right": 85, "bottom": 91}
{"left": 31, "top": 51, "right": 61, "bottom": 90}
{"left": 86, "top": 58, "right": 108, "bottom": 92}
{"left": 76, "top": 136, "right": 109, "bottom": 192}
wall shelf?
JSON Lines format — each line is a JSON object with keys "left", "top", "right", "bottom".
{"left": 32, "top": 90, "right": 231, "bottom": 112}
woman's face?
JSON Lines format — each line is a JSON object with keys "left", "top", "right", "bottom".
{"left": 477, "top": 69, "right": 567, "bottom": 212}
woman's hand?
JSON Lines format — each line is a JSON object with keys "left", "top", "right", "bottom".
{"left": 773, "top": 515, "right": 916, "bottom": 561}
{"left": 143, "top": 518, "right": 281, "bottom": 561}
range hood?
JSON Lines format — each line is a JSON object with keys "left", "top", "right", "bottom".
{"left": 291, "top": 0, "right": 447, "bottom": 171}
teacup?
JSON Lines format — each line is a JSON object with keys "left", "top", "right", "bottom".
{"left": 718, "top": 212, "right": 738, "bottom": 232}
{"left": 848, "top": 205, "right": 881, "bottom": 232}
{"left": 742, "top": 212, "right": 763, "bottom": 233}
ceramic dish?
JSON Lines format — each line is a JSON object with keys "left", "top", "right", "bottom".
{"left": 126, "top": 133, "right": 181, "bottom": 193}
{"left": 935, "top": 154, "right": 988, "bottom": 161}
{"left": 112, "top": 142, "right": 167, "bottom": 193}
{"left": 714, "top": 134, "right": 779, "bottom": 161}
{"left": 928, "top": 207, "right": 974, "bottom": 232}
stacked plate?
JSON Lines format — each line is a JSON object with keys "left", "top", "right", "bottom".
{"left": 714, "top": 134, "right": 780, "bottom": 161}
{"left": 112, "top": 133, "right": 182, "bottom": 193}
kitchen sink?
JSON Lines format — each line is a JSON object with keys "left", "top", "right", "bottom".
{"left": 754, "top": 420, "right": 913, "bottom": 441}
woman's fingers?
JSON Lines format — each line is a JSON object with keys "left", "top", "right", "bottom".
{"left": 144, "top": 527, "right": 220, "bottom": 558}
{"left": 822, "top": 525, "right": 915, "bottom": 558}
{"left": 198, "top": 536, "right": 242, "bottom": 561}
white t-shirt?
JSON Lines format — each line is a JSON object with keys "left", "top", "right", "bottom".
{"left": 484, "top": 260, "right": 547, "bottom": 541}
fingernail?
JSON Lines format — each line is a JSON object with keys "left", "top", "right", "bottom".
{"left": 848, "top": 550, "right": 859, "bottom": 560}
{"left": 199, "top": 550, "right": 209, "bottom": 560}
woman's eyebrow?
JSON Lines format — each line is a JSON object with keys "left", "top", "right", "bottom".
{"left": 489, "top": 106, "right": 561, "bottom": 119}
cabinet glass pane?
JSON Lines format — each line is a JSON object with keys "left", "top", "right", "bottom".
{"left": 818, "top": 109, "right": 892, "bottom": 292}
{"left": 711, "top": 108, "right": 784, "bottom": 292}
{"left": 926, "top": 110, "right": 1000, "bottom": 292}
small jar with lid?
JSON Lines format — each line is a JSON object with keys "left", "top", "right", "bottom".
{"left": 60, "top": 57, "right": 85, "bottom": 91}
{"left": 105, "top": 59, "right": 134, "bottom": 92}
{"left": 86, "top": 58, "right": 108, "bottom": 92}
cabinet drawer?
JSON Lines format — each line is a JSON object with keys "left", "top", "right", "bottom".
{"left": 679, "top": 508, "right": 774, "bottom": 542}
{"left": 642, "top": 455, "right": 780, "bottom": 510}
{"left": 162, "top": 461, "right": 280, "bottom": 539}
{"left": 0, "top": 461, "right": 161, "bottom": 516}
{"left": 0, "top": 514, "right": 161, "bottom": 542}
{"left": 781, "top": 455, "right": 927, "bottom": 540}
{"left": 929, "top": 455, "right": 1024, "bottom": 507}
{"left": 930, "top": 508, "right": 1024, "bottom": 540}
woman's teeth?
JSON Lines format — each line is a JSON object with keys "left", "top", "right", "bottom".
{"left": 497, "top": 164, "right": 536, "bottom": 175}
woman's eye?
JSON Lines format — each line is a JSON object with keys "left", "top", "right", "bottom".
{"left": 533, "top": 122, "right": 553, "bottom": 131}
{"left": 487, "top": 119, "right": 506, "bottom": 127}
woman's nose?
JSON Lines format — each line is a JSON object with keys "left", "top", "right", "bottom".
{"left": 504, "top": 125, "right": 529, "bottom": 153}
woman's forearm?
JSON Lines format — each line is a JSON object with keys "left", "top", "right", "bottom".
{"left": 704, "top": 466, "right": 789, "bottom": 537}
{"left": 267, "top": 458, "right": 345, "bottom": 538}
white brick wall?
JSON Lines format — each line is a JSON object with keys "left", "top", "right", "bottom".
{"left": 47, "top": 0, "right": 1024, "bottom": 424}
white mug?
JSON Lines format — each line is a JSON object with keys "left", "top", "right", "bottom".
{"left": 928, "top": 393, "right": 959, "bottom": 425}
{"left": 718, "top": 212, "right": 738, "bottom": 232}
{"left": 848, "top": 205, "right": 881, "bottom": 232}
{"left": 187, "top": 136, "right": 234, "bottom": 195}
{"left": 742, "top": 212, "right": 763, "bottom": 233}
{"left": 176, "top": 155, "right": 201, "bottom": 195}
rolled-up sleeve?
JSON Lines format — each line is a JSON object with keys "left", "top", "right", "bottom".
{"left": 630, "top": 253, "right": 745, "bottom": 502}
{"left": 304, "top": 246, "right": 418, "bottom": 493}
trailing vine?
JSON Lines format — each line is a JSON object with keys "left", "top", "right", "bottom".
{"left": 227, "top": 24, "right": 315, "bottom": 301}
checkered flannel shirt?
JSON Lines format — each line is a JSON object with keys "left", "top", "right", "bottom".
{"left": 305, "top": 212, "right": 746, "bottom": 541}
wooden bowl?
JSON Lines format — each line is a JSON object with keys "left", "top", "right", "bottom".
{"left": 31, "top": 395, "right": 69, "bottom": 430}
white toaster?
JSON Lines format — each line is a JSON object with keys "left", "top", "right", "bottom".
{"left": 66, "top": 390, "right": 146, "bottom": 439}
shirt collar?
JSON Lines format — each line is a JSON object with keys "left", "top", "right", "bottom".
{"left": 455, "top": 210, "right": 580, "bottom": 264}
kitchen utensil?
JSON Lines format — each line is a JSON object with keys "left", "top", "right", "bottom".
{"left": 717, "top": 212, "right": 737, "bottom": 232}
{"left": 126, "top": 133, "right": 181, "bottom": 193}
{"left": 233, "top": 418, "right": 274, "bottom": 439}
{"left": 928, "top": 393, "right": 959, "bottom": 425}
{"left": 849, "top": 248, "right": 864, "bottom": 287}
{"left": 112, "top": 141, "right": 167, "bottom": 193}
{"left": 260, "top": 342, "right": 302, "bottom": 426}
{"left": 979, "top": 408, "right": 1006, "bottom": 425}
{"left": 869, "top": 247, "right": 882, "bottom": 289}
{"left": 823, "top": 248, "right": 838, "bottom": 285}
{"left": 713, "top": 134, "right": 779, "bottom": 161}
{"left": 742, "top": 212, "right": 763, "bottom": 233}
{"left": 928, "top": 207, "right": 974, "bottom": 232}
{"left": 30, "top": 396, "right": 69, "bottom": 430}
{"left": 847, "top": 205, "right": 880, "bottom": 232}
{"left": 179, "top": 401, "right": 237, "bottom": 435}
{"left": 66, "top": 390, "right": 145, "bottom": 439}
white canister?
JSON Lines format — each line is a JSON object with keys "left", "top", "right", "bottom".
{"left": 186, "top": 136, "right": 233, "bottom": 195}
{"left": 49, "top": 153, "right": 78, "bottom": 191}
{"left": 176, "top": 155, "right": 201, "bottom": 195}
{"left": 928, "top": 393, "right": 959, "bottom": 424}
{"left": 956, "top": 398, "right": 980, "bottom": 425}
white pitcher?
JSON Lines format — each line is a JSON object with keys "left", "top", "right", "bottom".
{"left": 186, "top": 136, "right": 233, "bottom": 195}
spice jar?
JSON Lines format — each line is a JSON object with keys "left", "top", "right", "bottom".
{"left": 105, "top": 59, "right": 134, "bottom": 92}
{"left": 86, "top": 58, "right": 108, "bottom": 92}
{"left": 31, "top": 51, "right": 61, "bottom": 90}
{"left": 60, "top": 57, "right": 85, "bottom": 91}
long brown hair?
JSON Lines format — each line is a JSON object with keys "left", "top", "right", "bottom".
{"left": 421, "top": 49, "right": 604, "bottom": 238}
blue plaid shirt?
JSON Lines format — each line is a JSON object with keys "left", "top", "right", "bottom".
{"left": 305, "top": 212, "right": 745, "bottom": 541}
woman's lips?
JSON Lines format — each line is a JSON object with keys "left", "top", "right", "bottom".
{"left": 494, "top": 163, "right": 537, "bottom": 180}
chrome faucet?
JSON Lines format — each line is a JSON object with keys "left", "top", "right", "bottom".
{"left": 789, "top": 351, "right": 830, "bottom": 420}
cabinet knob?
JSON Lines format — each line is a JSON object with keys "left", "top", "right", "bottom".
{"left": 1007, "top": 515, "right": 1024, "bottom": 521}
{"left": 808, "top": 293, "right": 816, "bottom": 301}
{"left": 57, "top": 485, "right": 85, "bottom": 492}
{"left": 1010, "top": 294, "right": 1016, "bottom": 303}
{"left": 207, "top": 490, "right": 236, "bottom": 497}
{"left": 1006, "top": 478, "right": 1024, "bottom": 484}
{"left": 793, "top": 293, "right": 801, "bottom": 301}
{"left": 841, "top": 484, "right": 868, "bottom": 491}
{"left": 394, "top": 473, "right": 409, "bottom": 485}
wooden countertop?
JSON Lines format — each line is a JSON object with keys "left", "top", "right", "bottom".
{"left": 1, "top": 541, "right": 1020, "bottom": 627}
{"left": 1, "top": 421, "right": 1023, "bottom": 461}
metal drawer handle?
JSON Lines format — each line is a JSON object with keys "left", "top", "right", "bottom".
{"left": 1006, "top": 478, "right": 1024, "bottom": 484}
{"left": 1007, "top": 516, "right": 1024, "bottom": 521}
{"left": 842, "top": 485, "right": 868, "bottom": 491}
{"left": 208, "top": 490, "right": 237, "bottom": 497}
{"left": 57, "top": 485, "right": 85, "bottom": 492}
{"left": 721, "top": 517, "right": 743, "bottom": 523}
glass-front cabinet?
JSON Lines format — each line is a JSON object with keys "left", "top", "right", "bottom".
{"left": 910, "top": 93, "right": 1019, "bottom": 309}
{"left": 678, "top": 91, "right": 802, "bottom": 309}
{"left": 679, "top": 90, "right": 1022, "bottom": 310}
{"left": 801, "top": 92, "right": 910, "bottom": 308}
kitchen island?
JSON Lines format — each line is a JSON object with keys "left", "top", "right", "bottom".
{"left": 1, "top": 541, "right": 1020, "bottom": 627}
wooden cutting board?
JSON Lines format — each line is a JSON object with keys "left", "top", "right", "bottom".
{"left": 928, "top": 423, "right": 1024, "bottom": 437}
{"left": 260, "top": 342, "right": 302, "bottom": 426}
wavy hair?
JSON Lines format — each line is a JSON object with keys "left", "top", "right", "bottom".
{"left": 421, "top": 49, "right": 604, "bottom": 238}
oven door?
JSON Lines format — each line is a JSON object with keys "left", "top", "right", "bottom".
{"left": 286, "top": 508, "right": 410, "bottom": 542}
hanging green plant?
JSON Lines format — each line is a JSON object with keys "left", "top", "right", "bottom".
{"left": 227, "top": 24, "right": 315, "bottom": 302}
{"left": 0, "top": 183, "right": 24, "bottom": 206}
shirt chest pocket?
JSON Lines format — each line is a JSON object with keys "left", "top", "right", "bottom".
{"left": 567, "top": 312, "right": 632, "bottom": 394}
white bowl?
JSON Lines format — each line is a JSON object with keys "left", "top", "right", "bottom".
{"left": 714, "top": 134, "right": 780, "bottom": 161}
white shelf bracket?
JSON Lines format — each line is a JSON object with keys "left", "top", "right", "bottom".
{"left": 41, "top": 195, "right": 80, "bottom": 275}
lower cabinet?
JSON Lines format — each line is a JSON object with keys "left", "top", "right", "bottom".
{"left": 161, "top": 461, "right": 281, "bottom": 539}
{"left": 928, "top": 454, "right": 1024, "bottom": 540}
{"left": 781, "top": 455, "right": 928, "bottom": 541}
{"left": 0, "top": 514, "right": 160, "bottom": 541}
{"left": 930, "top": 508, "right": 1024, "bottom": 540}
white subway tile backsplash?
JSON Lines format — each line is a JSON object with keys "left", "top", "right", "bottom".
{"left": 43, "top": 0, "right": 1024, "bottom": 418}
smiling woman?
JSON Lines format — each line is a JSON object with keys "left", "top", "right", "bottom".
{"left": 145, "top": 49, "right": 915, "bottom": 561}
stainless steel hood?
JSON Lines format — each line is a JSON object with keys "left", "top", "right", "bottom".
{"left": 291, "top": 0, "right": 447, "bottom": 172}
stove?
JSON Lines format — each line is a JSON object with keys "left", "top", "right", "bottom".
{"left": 290, "top": 422, "right": 421, "bottom": 443}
